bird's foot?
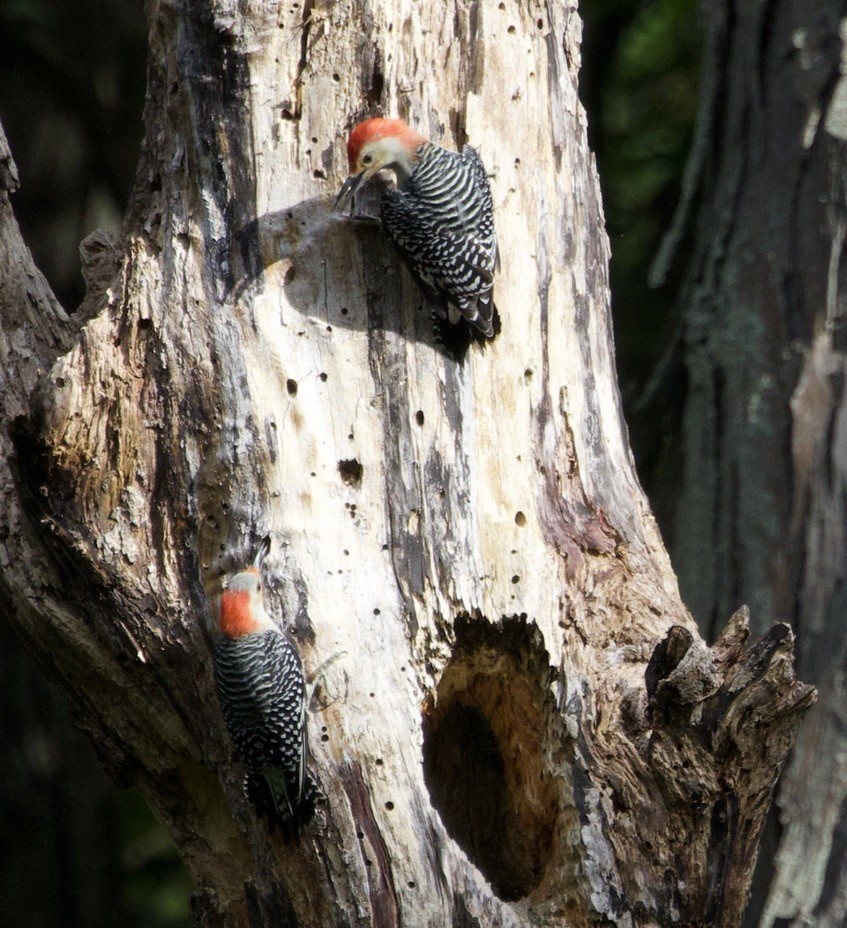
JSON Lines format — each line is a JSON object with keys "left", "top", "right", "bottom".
{"left": 307, "top": 650, "right": 347, "bottom": 709}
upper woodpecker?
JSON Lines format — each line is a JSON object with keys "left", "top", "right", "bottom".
{"left": 335, "top": 117, "right": 498, "bottom": 339}
{"left": 213, "top": 537, "right": 317, "bottom": 833}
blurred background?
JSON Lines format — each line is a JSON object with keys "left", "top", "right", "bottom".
{"left": 0, "top": 0, "right": 700, "bottom": 924}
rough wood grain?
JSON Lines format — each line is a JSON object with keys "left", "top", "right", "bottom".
{"left": 0, "top": 1, "right": 813, "bottom": 925}
{"left": 650, "top": 1, "right": 847, "bottom": 923}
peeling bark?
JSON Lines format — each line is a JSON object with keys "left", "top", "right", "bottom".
{"left": 0, "top": 2, "right": 813, "bottom": 926}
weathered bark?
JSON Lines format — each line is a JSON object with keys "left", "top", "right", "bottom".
{"left": 648, "top": 0, "right": 847, "bottom": 924}
{"left": 0, "top": 3, "right": 813, "bottom": 927}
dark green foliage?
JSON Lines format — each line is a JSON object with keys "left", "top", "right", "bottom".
{"left": 581, "top": 0, "right": 701, "bottom": 399}
{"left": 0, "top": 0, "right": 146, "bottom": 308}
{"left": 117, "top": 792, "right": 194, "bottom": 928}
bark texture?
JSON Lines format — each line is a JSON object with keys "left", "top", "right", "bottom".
{"left": 0, "top": 3, "right": 813, "bottom": 926}
{"left": 649, "top": 0, "right": 847, "bottom": 924}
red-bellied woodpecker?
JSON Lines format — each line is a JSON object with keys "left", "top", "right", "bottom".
{"left": 335, "top": 117, "right": 498, "bottom": 339}
{"left": 214, "top": 537, "right": 317, "bottom": 833}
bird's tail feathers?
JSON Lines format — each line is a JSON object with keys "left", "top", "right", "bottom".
{"left": 246, "top": 769, "right": 322, "bottom": 839}
{"left": 459, "top": 292, "right": 496, "bottom": 339}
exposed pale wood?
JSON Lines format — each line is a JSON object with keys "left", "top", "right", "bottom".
{"left": 0, "top": 1, "right": 813, "bottom": 926}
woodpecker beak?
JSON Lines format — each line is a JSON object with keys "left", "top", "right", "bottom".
{"left": 334, "top": 171, "right": 366, "bottom": 213}
{"left": 252, "top": 535, "right": 271, "bottom": 571}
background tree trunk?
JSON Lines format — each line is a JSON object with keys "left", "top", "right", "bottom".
{"left": 650, "top": 0, "right": 847, "bottom": 924}
{"left": 0, "top": 2, "right": 813, "bottom": 926}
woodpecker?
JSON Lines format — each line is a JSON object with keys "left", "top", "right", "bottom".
{"left": 335, "top": 117, "right": 498, "bottom": 339}
{"left": 213, "top": 537, "right": 317, "bottom": 833}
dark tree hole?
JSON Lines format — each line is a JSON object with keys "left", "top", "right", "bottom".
{"left": 424, "top": 704, "right": 523, "bottom": 896}
{"left": 338, "top": 458, "right": 363, "bottom": 487}
{"left": 422, "top": 615, "right": 561, "bottom": 902}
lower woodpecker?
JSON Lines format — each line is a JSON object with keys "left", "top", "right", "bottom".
{"left": 213, "top": 537, "right": 317, "bottom": 834}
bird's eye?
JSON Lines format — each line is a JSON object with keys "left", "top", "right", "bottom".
{"left": 363, "top": 154, "right": 373, "bottom": 165}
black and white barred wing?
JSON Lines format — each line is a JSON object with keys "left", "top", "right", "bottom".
{"left": 214, "top": 630, "right": 310, "bottom": 822}
{"left": 381, "top": 144, "right": 498, "bottom": 336}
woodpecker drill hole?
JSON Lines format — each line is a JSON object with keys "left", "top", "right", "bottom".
{"left": 515, "top": 511, "right": 527, "bottom": 526}
{"left": 337, "top": 458, "right": 363, "bottom": 487}
{"left": 415, "top": 410, "right": 425, "bottom": 426}
{"left": 422, "top": 615, "right": 564, "bottom": 902}
{"left": 286, "top": 379, "right": 298, "bottom": 396}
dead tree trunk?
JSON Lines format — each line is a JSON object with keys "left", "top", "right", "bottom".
{"left": 0, "top": 2, "right": 813, "bottom": 926}
{"left": 647, "top": 1, "right": 847, "bottom": 924}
